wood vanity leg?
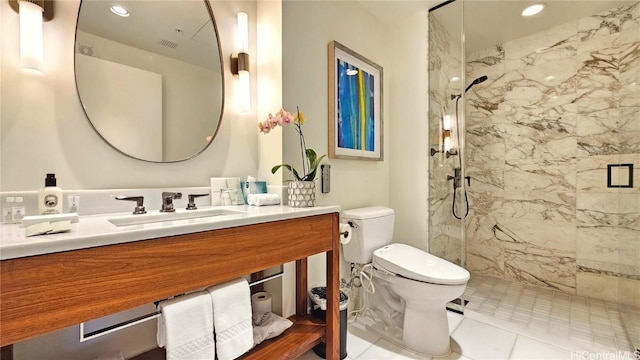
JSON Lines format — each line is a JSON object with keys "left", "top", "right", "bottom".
{"left": 0, "top": 345, "right": 13, "bottom": 360}
{"left": 250, "top": 271, "right": 265, "bottom": 294}
{"left": 325, "top": 213, "right": 341, "bottom": 360}
{"left": 296, "top": 258, "right": 308, "bottom": 318}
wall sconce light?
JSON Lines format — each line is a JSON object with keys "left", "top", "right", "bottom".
{"left": 9, "top": 0, "right": 54, "bottom": 72}
{"left": 430, "top": 113, "right": 458, "bottom": 158}
{"left": 443, "top": 114, "right": 452, "bottom": 152}
{"left": 230, "top": 12, "right": 250, "bottom": 114}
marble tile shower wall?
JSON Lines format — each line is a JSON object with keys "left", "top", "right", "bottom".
{"left": 429, "top": 14, "right": 464, "bottom": 265}
{"left": 464, "top": 2, "right": 639, "bottom": 307}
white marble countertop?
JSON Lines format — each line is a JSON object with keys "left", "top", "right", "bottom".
{"left": 0, "top": 205, "right": 340, "bottom": 260}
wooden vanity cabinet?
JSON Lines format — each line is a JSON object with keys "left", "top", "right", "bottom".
{"left": 0, "top": 213, "right": 341, "bottom": 360}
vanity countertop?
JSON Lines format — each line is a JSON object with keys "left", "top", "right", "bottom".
{"left": 0, "top": 205, "right": 340, "bottom": 260}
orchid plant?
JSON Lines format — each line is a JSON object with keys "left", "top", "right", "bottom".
{"left": 259, "top": 107, "right": 326, "bottom": 181}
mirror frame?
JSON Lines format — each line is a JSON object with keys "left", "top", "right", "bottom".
{"left": 73, "top": 0, "right": 226, "bottom": 163}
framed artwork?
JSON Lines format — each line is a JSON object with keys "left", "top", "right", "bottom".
{"left": 328, "top": 41, "right": 383, "bottom": 161}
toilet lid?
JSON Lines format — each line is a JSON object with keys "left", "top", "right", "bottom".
{"left": 373, "top": 243, "right": 470, "bottom": 285}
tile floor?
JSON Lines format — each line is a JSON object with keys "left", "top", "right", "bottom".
{"left": 299, "top": 275, "right": 640, "bottom": 360}
{"left": 300, "top": 311, "right": 576, "bottom": 360}
{"left": 463, "top": 276, "right": 639, "bottom": 353}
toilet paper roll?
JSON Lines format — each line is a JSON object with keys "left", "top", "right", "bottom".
{"left": 251, "top": 291, "right": 272, "bottom": 314}
{"left": 339, "top": 223, "right": 352, "bottom": 245}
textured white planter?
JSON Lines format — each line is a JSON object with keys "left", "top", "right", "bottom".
{"left": 287, "top": 181, "right": 316, "bottom": 208}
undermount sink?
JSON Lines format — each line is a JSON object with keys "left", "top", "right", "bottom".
{"left": 108, "top": 208, "right": 244, "bottom": 227}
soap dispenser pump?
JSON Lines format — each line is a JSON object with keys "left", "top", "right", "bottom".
{"left": 38, "top": 173, "right": 63, "bottom": 215}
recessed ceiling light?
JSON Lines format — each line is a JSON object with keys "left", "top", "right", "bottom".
{"left": 110, "top": 5, "right": 130, "bottom": 17}
{"left": 450, "top": 76, "right": 461, "bottom": 82}
{"left": 346, "top": 69, "right": 358, "bottom": 76}
{"left": 522, "top": 3, "right": 545, "bottom": 17}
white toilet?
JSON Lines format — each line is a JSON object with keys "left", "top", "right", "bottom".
{"left": 342, "top": 206, "right": 470, "bottom": 357}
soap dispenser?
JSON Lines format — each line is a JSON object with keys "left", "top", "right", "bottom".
{"left": 38, "top": 173, "right": 63, "bottom": 215}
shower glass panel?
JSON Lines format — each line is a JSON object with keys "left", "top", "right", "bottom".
{"left": 428, "top": 0, "right": 467, "bottom": 268}
{"left": 429, "top": 0, "right": 639, "bottom": 351}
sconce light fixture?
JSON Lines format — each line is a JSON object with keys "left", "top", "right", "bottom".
{"left": 430, "top": 112, "right": 458, "bottom": 158}
{"left": 230, "top": 12, "right": 250, "bottom": 114}
{"left": 443, "top": 114, "right": 452, "bottom": 153}
{"left": 9, "top": 0, "right": 54, "bottom": 72}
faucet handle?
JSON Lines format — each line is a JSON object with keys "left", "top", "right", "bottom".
{"left": 160, "top": 192, "right": 182, "bottom": 213}
{"left": 162, "top": 192, "right": 182, "bottom": 200}
{"left": 186, "top": 193, "right": 210, "bottom": 210}
{"left": 115, "top": 196, "right": 147, "bottom": 214}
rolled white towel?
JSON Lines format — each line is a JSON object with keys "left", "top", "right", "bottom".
{"left": 247, "top": 193, "right": 281, "bottom": 206}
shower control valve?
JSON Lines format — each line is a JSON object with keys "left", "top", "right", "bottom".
{"left": 447, "top": 168, "right": 471, "bottom": 189}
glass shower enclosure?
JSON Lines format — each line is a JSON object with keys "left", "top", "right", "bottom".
{"left": 428, "top": 0, "right": 639, "bottom": 351}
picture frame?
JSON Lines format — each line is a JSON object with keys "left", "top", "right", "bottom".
{"left": 328, "top": 41, "right": 383, "bottom": 161}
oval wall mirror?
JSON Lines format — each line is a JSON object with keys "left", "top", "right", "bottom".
{"left": 74, "top": 0, "right": 224, "bottom": 162}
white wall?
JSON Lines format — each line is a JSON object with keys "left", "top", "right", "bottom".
{"left": 1, "top": 0, "right": 430, "bottom": 357}
{"left": 75, "top": 31, "right": 222, "bottom": 162}
{"left": 388, "top": 10, "right": 429, "bottom": 252}
{"left": 282, "top": 1, "right": 429, "bottom": 287}
{"left": 75, "top": 54, "right": 163, "bottom": 161}
{"left": 283, "top": 1, "right": 391, "bottom": 211}
{"left": 1, "top": 0, "right": 262, "bottom": 358}
{"left": 0, "top": 0, "right": 259, "bottom": 193}
{"left": 282, "top": 0, "right": 390, "bottom": 290}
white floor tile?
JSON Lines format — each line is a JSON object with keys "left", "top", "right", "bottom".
{"left": 509, "top": 335, "right": 573, "bottom": 359}
{"left": 440, "top": 352, "right": 473, "bottom": 360}
{"left": 299, "top": 349, "right": 358, "bottom": 360}
{"left": 347, "top": 323, "right": 380, "bottom": 359}
{"left": 448, "top": 311, "right": 465, "bottom": 334}
{"left": 451, "top": 318, "right": 518, "bottom": 360}
{"left": 356, "top": 339, "right": 429, "bottom": 360}
{"left": 298, "top": 349, "right": 325, "bottom": 359}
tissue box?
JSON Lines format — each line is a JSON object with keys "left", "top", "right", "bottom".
{"left": 240, "top": 181, "right": 267, "bottom": 204}
{"left": 210, "top": 177, "right": 244, "bottom": 205}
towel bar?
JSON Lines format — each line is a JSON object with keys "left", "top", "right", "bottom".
{"left": 79, "top": 271, "right": 284, "bottom": 342}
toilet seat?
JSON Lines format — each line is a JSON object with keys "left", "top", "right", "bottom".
{"left": 372, "top": 243, "right": 470, "bottom": 285}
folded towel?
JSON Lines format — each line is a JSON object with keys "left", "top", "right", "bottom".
{"left": 247, "top": 193, "right": 281, "bottom": 206}
{"left": 207, "top": 279, "right": 253, "bottom": 360}
{"left": 157, "top": 292, "right": 215, "bottom": 360}
{"left": 252, "top": 312, "right": 293, "bottom": 346}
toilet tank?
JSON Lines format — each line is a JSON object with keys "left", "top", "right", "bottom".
{"left": 341, "top": 206, "right": 395, "bottom": 264}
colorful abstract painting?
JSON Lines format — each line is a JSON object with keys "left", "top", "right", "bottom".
{"left": 337, "top": 60, "right": 376, "bottom": 152}
{"left": 329, "top": 41, "right": 383, "bottom": 161}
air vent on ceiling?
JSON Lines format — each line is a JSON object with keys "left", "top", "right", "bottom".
{"left": 159, "top": 39, "right": 179, "bottom": 49}
{"left": 77, "top": 44, "right": 94, "bottom": 56}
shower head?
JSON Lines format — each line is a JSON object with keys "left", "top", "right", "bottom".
{"left": 464, "top": 75, "right": 488, "bottom": 93}
{"left": 451, "top": 75, "right": 488, "bottom": 100}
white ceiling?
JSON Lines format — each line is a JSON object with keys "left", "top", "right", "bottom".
{"left": 77, "top": 0, "right": 219, "bottom": 69}
{"left": 77, "top": 0, "right": 634, "bottom": 68}
{"left": 357, "top": 0, "right": 635, "bottom": 53}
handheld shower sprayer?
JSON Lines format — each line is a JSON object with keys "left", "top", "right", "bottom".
{"left": 445, "top": 75, "right": 487, "bottom": 219}
{"left": 465, "top": 75, "right": 488, "bottom": 93}
{"left": 450, "top": 75, "right": 488, "bottom": 100}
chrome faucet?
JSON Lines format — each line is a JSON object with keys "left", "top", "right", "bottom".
{"left": 115, "top": 196, "right": 146, "bottom": 214}
{"left": 186, "top": 193, "right": 209, "bottom": 210}
{"left": 160, "top": 192, "right": 182, "bottom": 212}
